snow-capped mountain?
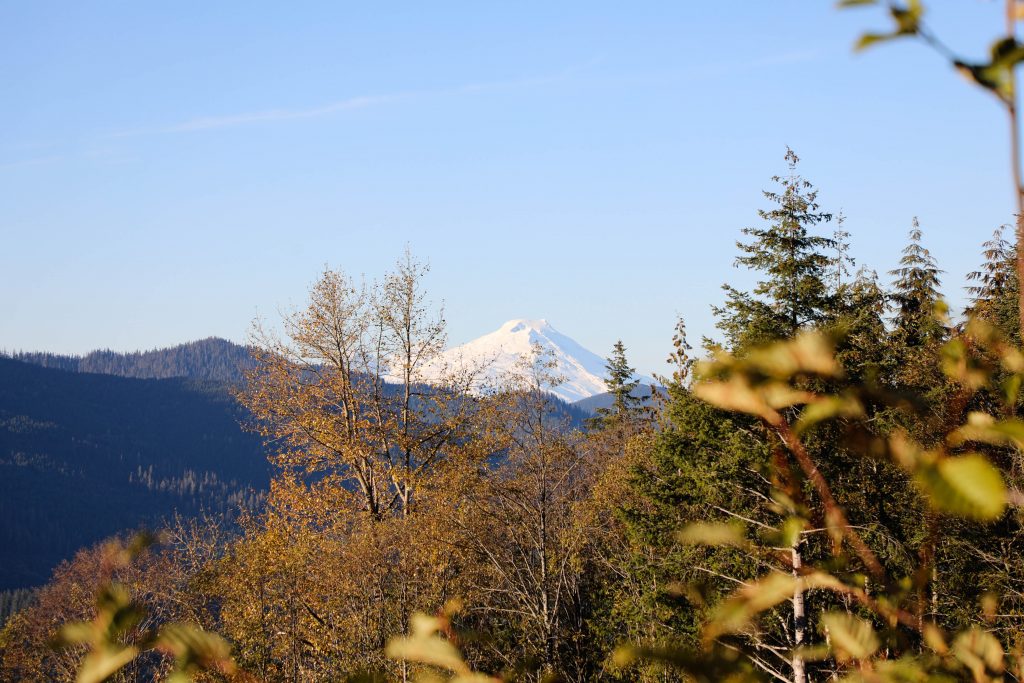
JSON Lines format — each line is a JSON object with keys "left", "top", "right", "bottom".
{"left": 425, "top": 319, "right": 655, "bottom": 403}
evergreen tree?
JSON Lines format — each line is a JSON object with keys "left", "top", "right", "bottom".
{"left": 888, "top": 218, "right": 945, "bottom": 348}
{"left": 966, "top": 226, "right": 1020, "bottom": 342}
{"left": 831, "top": 268, "right": 892, "bottom": 383}
{"left": 831, "top": 212, "right": 854, "bottom": 292}
{"left": 589, "top": 340, "right": 643, "bottom": 429}
{"left": 714, "top": 148, "right": 836, "bottom": 350}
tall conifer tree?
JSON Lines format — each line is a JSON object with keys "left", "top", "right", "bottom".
{"left": 888, "top": 219, "right": 945, "bottom": 349}
{"left": 714, "top": 148, "right": 835, "bottom": 350}
{"left": 589, "top": 340, "right": 643, "bottom": 430}
{"left": 966, "top": 226, "right": 1020, "bottom": 342}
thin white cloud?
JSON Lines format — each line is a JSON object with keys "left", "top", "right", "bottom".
{"left": 155, "top": 93, "right": 402, "bottom": 134}
{"left": 111, "top": 65, "right": 588, "bottom": 138}
{"left": 682, "top": 49, "right": 822, "bottom": 79}
{"left": 0, "top": 155, "right": 64, "bottom": 170}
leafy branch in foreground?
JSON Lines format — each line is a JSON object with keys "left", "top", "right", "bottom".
{"left": 56, "top": 535, "right": 237, "bottom": 683}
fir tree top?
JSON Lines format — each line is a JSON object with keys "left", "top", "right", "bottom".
{"left": 888, "top": 218, "right": 944, "bottom": 347}
{"left": 714, "top": 148, "right": 837, "bottom": 350}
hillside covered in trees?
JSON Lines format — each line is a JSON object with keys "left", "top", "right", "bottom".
{"left": 0, "top": 357, "right": 270, "bottom": 592}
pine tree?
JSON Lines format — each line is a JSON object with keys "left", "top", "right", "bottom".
{"left": 966, "top": 226, "right": 1020, "bottom": 342}
{"left": 608, "top": 341, "right": 640, "bottom": 411}
{"left": 889, "top": 218, "right": 945, "bottom": 348}
{"left": 714, "top": 148, "right": 836, "bottom": 350}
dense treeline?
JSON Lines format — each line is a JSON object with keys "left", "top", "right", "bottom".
{"left": 6, "top": 337, "right": 254, "bottom": 384}
{"left": 0, "top": 590, "right": 34, "bottom": 630}
{"left": 0, "top": 359, "right": 271, "bottom": 590}
{"left": 3, "top": 151, "right": 1024, "bottom": 681}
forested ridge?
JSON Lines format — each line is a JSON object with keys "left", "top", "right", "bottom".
{"left": 4, "top": 147, "right": 1024, "bottom": 682}
{"left": 0, "top": 357, "right": 270, "bottom": 593}
{"left": 6, "top": 337, "right": 254, "bottom": 384}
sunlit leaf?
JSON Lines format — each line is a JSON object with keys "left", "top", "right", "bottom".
{"left": 693, "top": 377, "right": 771, "bottom": 418}
{"left": 75, "top": 645, "right": 140, "bottom": 683}
{"left": 953, "top": 627, "right": 1004, "bottom": 679}
{"left": 1003, "top": 374, "right": 1022, "bottom": 405}
{"left": 777, "top": 516, "right": 806, "bottom": 549}
{"left": 676, "top": 522, "right": 748, "bottom": 548}
{"left": 820, "top": 612, "right": 879, "bottom": 661}
{"left": 855, "top": 32, "right": 896, "bottom": 51}
{"left": 916, "top": 454, "right": 1007, "bottom": 520}
{"left": 706, "top": 573, "right": 796, "bottom": 638}
{"left": 745, "top": 332, "right": 841, "bottom": 379}
{"left": 612, "top": 643, "right": 758, "bottom": 682}
{"left": 835, "top": 657, "right": 933, "bottom": 682}
{"left": 763, "top": 383, "right": 817, "bottom": 410}
{"left": 949, "top": 413, "right": 1024, "bottom": 451}
{"left": 795, "top": 394, "right": 864, "bottom": 435}
{"left": 155, "top": 624, "right": 236, "bottom": 678}
{"left": 941, "top": 338, "right": 991, "bottom": 390}
{"left": 386, "top": 634, "right": 467, "bottom": 673}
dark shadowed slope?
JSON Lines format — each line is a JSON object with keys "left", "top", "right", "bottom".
{"left": 0, "top": 357, "right": 269, "bottom": 590}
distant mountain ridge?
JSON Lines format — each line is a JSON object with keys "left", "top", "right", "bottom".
{"left": 418, "top": 319, "right": 657, "bottom": 403}
{"left": 8, "top": 337, "right": 253, "bottom": 383}
{"left": 572, "top": 384, "right": 665, "bottom": 414}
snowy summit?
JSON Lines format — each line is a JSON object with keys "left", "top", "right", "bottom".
{"left": 426, "top": 318, "right": 654, "bottom": 403}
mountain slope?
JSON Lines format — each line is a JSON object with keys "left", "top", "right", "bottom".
{"left": 425, "top": 319, "right": 655, "bottom": 403}
{"left": 572, "top": 384, "right": 665, "bottom": 414}
{"left": 0, "top": 357, "right": 270, "bottom": 590}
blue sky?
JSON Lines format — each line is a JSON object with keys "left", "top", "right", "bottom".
{"left": 0, "top": 2, "right": 1017, "bottom": 375}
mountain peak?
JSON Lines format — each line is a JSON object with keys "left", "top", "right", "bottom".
{"left": 500, "top": 318, "right": 552, "bottom": 334}
{"left": 417, "top": 319, "right": 655, "bottom": 403}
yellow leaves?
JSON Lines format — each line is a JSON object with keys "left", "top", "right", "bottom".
{"left": 922, "top": 622, "right": 949, "bottom": 655}
{"left": 819, "top": 612, "right": 879, "bottom": 662}
{"left": 949, "top": 412, "right": 1024, "bottom": 452}
{"left": 925, "top": 454, "right": 1007, "bottom": 521}
{"left": 385, "top": 613, "right": 469, "bottom": 674}
{"left": 54, "top": 534, "right": 238, "bottom": 683}
{"left": 385, "top": 602, "right": 500, "bottom": 683}
{"left": 941, "top": 338, "right": 991, "bottom": 391}
{"left": 675, "top": 521, "right": 748, "bottom": 548}
{"left": 694, "top": 332, "right": 851, "bottom": 425}
{"left": 844, "top": 0, "right": 923, "bottom": 52}
{"left": 794, "top": 394, "right": 865, "bottom": 435}
{"left": 703, "top": 573, "right": 796, "bottom": 640}
{"left": 704, "top": 571, "right": 844, "bottom": 641}
{"left": 55, "top": 544, "right": 148, "bottom": 683}
{"left": 953, "top": 628, "right": 1005, "bottom": 682}
{"left": 154, "top": 624, "right": 236, "bottom": 682}
{"left": 745, "top": 332, "right": 843, "bottom": 379}
{"left": 890, "top": 431, "right": 1007, "bottom": 521}
{"left": 692, "top": 376, "right": 776, "bottom": 419}
{"left": 696, "top": 326, "right": 1011, "bottom": 523}
{"left": 72, "top": 644, "right": 140, "bottom": 683}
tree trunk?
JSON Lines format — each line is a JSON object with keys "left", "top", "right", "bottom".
{"left": 792, "top": 541, "right": 807, "bottom": 683}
